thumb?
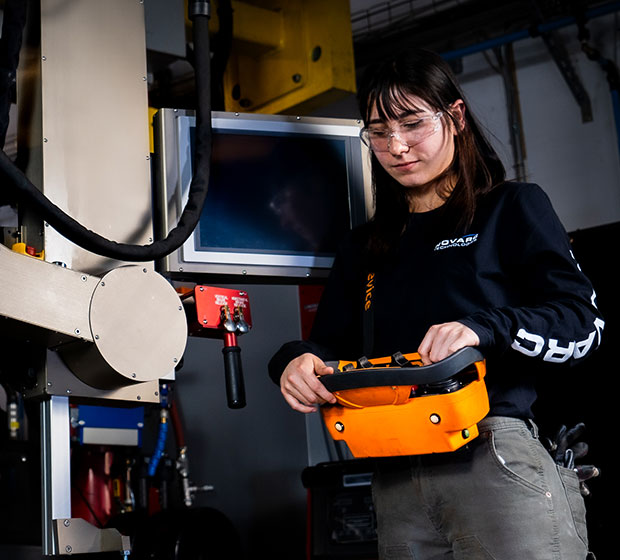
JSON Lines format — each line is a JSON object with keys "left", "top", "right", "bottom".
{"left": 313, "top": 356, "right": 334, "bottom": 376}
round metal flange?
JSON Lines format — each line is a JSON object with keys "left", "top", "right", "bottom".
{"left": 88, "top": 266, "right": 187, "bottom": 383}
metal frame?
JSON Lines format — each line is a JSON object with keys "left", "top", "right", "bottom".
{"left": 40, "top": 397, "right": 131, "bottom": 557}
{"left": 11, "top": 1, "right": 163, "bottom": 555}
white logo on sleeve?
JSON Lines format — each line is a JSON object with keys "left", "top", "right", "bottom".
{"left": 511, "top": 295, "right": 604, "bottom": 363}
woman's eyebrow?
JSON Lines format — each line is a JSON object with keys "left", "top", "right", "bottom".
{"left": 368, "top": 109, "right": 424, "bottom": 125}
{"left": 395, "top": 109, "right": 425, "bottom": 119}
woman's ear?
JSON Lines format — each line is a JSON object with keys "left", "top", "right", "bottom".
{"left": 450, "top": 99, "right": 466, "bottom": 133}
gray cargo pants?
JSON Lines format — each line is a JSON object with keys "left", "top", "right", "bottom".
{"left": 372, "top": 416, "right": 593, "bottom": 559}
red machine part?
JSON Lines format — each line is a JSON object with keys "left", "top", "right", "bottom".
{"left": 71, "top": 447, "right": 114, "bottom": 528}
{"left": 298, "top": 285, "right": 324, "bottom": 340}
{"left": 180, "top": 286, "right": 251, "bottom": 409}
{"left": 189, "top": 286, "right": 252, "bottom": 335}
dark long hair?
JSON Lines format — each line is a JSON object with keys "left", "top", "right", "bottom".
{"left": 357, "top": 48, "right": 505, "bottom": 263}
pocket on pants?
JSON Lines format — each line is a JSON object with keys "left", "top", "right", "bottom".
{"left": 486, "top": 426, "right": 548, "bottom": 495}
{"left": 557, "top": 465, "right": 589, "bottom": 548}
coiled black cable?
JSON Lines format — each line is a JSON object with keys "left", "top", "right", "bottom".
{"left": 0, "top": 1, "right": 212, "bottom": 262}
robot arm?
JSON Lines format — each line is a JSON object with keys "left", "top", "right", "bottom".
{"left": 0, "top": 243, "right": 187, "bottom": 392}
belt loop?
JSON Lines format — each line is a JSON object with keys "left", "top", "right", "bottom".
{"left": 527, "top": 418, "right": 539, "bottom": 439}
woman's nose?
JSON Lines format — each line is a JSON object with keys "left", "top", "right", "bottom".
{"left": 387, "top": 132, "right": 410, "bottom": 155}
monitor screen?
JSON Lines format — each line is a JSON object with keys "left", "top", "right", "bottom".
{"left": 155, "top": 110, "right": 371, "bottom": 279}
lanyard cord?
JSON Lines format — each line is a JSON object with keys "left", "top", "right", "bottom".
{"left": 362, "top": 271, "right": 376, "bottom": 357}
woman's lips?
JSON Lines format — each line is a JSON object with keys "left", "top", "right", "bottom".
{"left": 392, "top": 160, "right": 419, "bottom": 170}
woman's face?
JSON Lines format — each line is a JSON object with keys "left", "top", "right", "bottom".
{"left": 368, "top": 96, "right": 464, "bottom": 191}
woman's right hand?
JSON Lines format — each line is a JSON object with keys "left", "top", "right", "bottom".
{"left": 280, "top": 353, "right": 337, "bottom": 413}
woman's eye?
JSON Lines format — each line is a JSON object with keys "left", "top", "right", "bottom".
{"left": 402, "top": 120, "right": 423, "bottom": 129}
{"left": 368, "top": 129, "right": 388, "bottom": 138}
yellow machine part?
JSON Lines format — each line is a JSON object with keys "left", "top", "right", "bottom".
{"left": 320, "top": 356, "right": 490, "bottom": 457}
{"left": 186, "top": 0, "right": 356, "bottom": 114}
{"left": 11, "top": 242, "right": 44, "bottom": 260}
{"left": 148, "top": 107, "right": 158, "bottom": 154}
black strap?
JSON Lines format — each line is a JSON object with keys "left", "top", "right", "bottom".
{"left": 362, "top": 271, "right": 376, "bottom": 356}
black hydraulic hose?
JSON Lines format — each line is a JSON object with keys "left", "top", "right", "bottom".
{"left": 0, "top": 2, "right": 212, "bottom": 262}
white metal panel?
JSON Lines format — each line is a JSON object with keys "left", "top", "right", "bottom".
{"left": 39, "top": 0, "right": 152, "bottom": 273}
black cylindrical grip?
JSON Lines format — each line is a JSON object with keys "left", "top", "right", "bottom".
{"left": 222, "top": 345, "right": 246, "bottom": 409}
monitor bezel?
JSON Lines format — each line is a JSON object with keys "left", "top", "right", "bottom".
{"left": 154, "top": 109, "right": 372, "bottom": 281}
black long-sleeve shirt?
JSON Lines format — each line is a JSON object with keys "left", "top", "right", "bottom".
{"left": 268, "top": 182, "right": 604, "bottom": 418}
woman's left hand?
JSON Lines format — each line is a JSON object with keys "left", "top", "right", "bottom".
{"left": 417, "top": 321, "right": 480, "bottom": 365}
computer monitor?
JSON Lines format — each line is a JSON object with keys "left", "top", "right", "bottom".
{"left": 153, "top": 109, "right": 371, "bottom": 280}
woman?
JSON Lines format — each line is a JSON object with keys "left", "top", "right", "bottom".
{"left": 268, "top": 48, "right": 602, "bottom": 559}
